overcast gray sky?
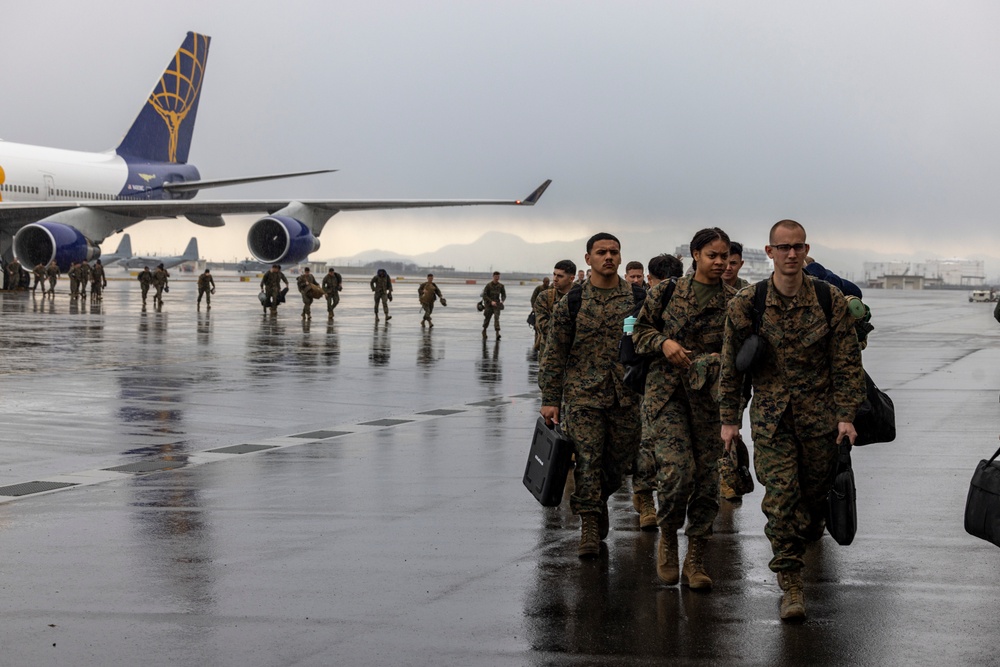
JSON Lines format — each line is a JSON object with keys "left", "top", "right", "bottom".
{"left": 3, "top": 1, "right": 998, "bottom": 270}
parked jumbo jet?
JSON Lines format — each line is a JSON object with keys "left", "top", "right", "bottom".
{"left": 118, "top": 237, "right": 199, "bottom": 270}
{"left": 0, "top": 32, "right": 550, "bottom": 276}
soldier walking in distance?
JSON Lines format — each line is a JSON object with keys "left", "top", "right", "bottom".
{"left": 197, "top": 268, "right": 215, "bottom": 309}
{"left": 152, "top": 263, "right": 170, "bottom": 306}
{"left": 297, "top": 267, "right": 319, "bottom": 319}
{"left": 79, "top": 261, "right": 92, "bottom": 299}
{"left": 322, "top": 267, "right": 342, "bottom": 320}
{"left": 46, "top": 260, "right": 59, "bottom": 296}
{"left": 32, "top": 263, "right": 45, "bottom": 293}
{"left": 7, "top": 257, "right": 22, "bottom": 290}
{"left": 480, "top": 271, "right": 506, "bottom": 339}
{"left": 91, "top": 259, "right": 106, "bottom": 301}
{"left": 634, "top": 229, "right": 736, "bottom": 590}
{"left": 538, "top": 233, "right": 643, "bottom": 559}
{"left": 67, "top": 261, "right": 80, "bottom": 298}
{"left": 418, "top": 273, "right": 445, "bottom": 327}
{"left": 370, "top": 268, "right": 393, "bottom": 320}
{"left": 260, "top": 264, "right": 288, "bottom": 316}
{"left": 137, "top": 266, "right": 153, "bottom": 306}
{"left": 719, "top": 219, "right": 865, "bottom": 622}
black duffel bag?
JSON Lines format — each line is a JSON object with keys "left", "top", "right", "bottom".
{"left": 853, "top": 371, "right": 896, "bottom": 446}
{"left": 965, "top": 444, "right": 1000, "bottom": 548}
{"left": 826, "top": 444, "right": 857, "bottom": 545}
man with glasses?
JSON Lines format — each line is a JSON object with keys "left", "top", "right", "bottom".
{"left": 718, "top": 219, "right": 865, "bottom": 622}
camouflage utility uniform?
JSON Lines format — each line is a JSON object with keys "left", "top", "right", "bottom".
{"left": 152, "top": 267, "right": 170, "bottom": 304}
{"left": 322, "top": 270, "right": 342, "bottom": 318}
{"left": 137, "top": 269, "right": 153, "bottom": 304}
{"left": 32, "top": 263, "right": 45, "bottom": 292}
{"left": 481, "top": 281, "right": 506, "bottom": 334}
{"left": 533, "top": 287, "right": 566, "bottom": 360}
{"left": 719, "top": 275, "right": 865, "bottom": 573}
{"left": 539, "top": 280, "right": 642, "bottom": 518}
{"left": 260, "top": 269, "right": 288, "bottom": 314}
{"left": 46, "top": 261, "right": 59, "bottom": 295}
{"left": 197, "top": 271, "right": 215, "bottom": 307}
{"left": 418, "top": 280, "right": 443, "bottom": 326}
{"left": 370, "top": 272, "right": 393, "bottom": 318}
{"left": 78, "top": 262, "right": 92, "bottom": 298}
{"left": 718, "top": 276, "right": 754, "bottom": 500}
{"left": 7, "top": 259, "right": 22, "bottom": 290}
{"left": 68, "top": 263, "right": 80, "bottom": 297}
{"left": 634, "top": 275, "right": 735, "bottom": 537}
{"left": 91, "top": 263, "right": 106, "bottom": 300}
{"left": 297, "top": 271, "right": 319, "bottom": 318}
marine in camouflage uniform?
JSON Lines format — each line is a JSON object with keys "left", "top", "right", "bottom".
{"left": 719, "top": 243, "right": 752, "bottom": 501}
{"left": 481, "top": 272, "right": 506, "bottom": 338}
{"left": 152, "top": 264, "right": 170, "bottom": 305}
{"left": 634, "top": 260, "right": 735, "bottom": 588}
{"left": 91, "top": 260, "right": 106, "bottom": 300}
{"left": 67, "top": 262, "right": 80, "bottom": 297}
{"left": 418, "top": 274, "right": 443, "bottom": 327}
{"left": 297, "top": 267, "right": 319, "bottom": 319}
{"left": 6, "top": 258, "right": 22, "bottom": 290}
{"left": 539, "top": 234, "right": 641, "bottom": 559}
{"left": 32, "top": 263, "right": 46, "bottom": 292}
{"left": 197, "top": 269, "right": 215, "bottom": 308}
{"left": 719, "top": 220, "right": 865, "bottom": 621}
{"left": 370, "top": 269, "right": 393, "bottom": 319}
{"left": 78, "top": 262, "right": 92, "bottom": 299}
{"left": 534, "top": 261, "right": 576, "bottom": 359}
{"left": 46, "top": 261, "right": 59, "bottom": 295}
{"left": 137, "top": 267, "right": 153, "bottom": 305}
{"left": 322, "top": 268, "right": 342, "bottom": 319}
{"left": 260, "top": 265, "right": 289, "bottom": 315}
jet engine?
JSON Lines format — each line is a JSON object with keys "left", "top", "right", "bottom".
{"left": 247, "top": 215, "right": 321, "bottom": 264}
{"left": 13, "top": 222, "right": 101, "bottom": 270}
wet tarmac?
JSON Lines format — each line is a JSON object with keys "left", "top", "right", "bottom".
{"left": 0, "top": 278, "right": 999, "bottom": 665}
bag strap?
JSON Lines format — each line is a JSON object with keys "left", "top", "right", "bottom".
{"left": 751, "top": 279, "right": 768, "bottom": 333}
{"left": 988, "top": 445, "right": 1000, "bottom": 464}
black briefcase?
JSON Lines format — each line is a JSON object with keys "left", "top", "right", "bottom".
{"left": 964, "top": 444, "right": 1000, "bottom": 548}
{"left": 826, "top": 444, "right": 857, "bottom": 545}
{"left": 523, "top": 416, "right": 575, "bottom": 507}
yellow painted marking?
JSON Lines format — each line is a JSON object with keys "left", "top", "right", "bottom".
{"left": 0, "top": 164, "right": 5, "bottom": 202}
{"left": 148, "top": 34, "right": 209, "bottom": 162}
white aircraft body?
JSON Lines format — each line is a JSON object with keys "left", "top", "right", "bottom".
{"left": 0, "top": 32, "right": 550, "bottom": 285}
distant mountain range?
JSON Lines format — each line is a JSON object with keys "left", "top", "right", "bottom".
{"left": 324, "top": 231, "right": 1000, "bottom": 283}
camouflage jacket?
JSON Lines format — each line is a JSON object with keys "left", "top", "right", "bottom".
{"left": 7, "top": 260, "right": 21, "bottom": 277}
{"left": 719, "top": 275, "right": 865, "bottom": 439}
{"left": 46, "top": 263, "right": 60, "bottom": 278}
{"left": 260, "top": 271, "right": 287, "bottom": 291}
{"left": 152, "top": 268, "right": 170, "bottom": 286}
{"left": 33, "top": 264, "right": 45, "bottom": 279}
{"left": 633, "top": 276, "right": 735, "bottom": 419}
{"left": 137, "top": 270, "right": 152, "bottom": 286}
{"left": 297, "top": 273, "right": 318, "bottom": 292}
{"left": 418, "top": 281, "right": 442, "bottom": 305}
{"left": 197, "top": 273, "right": 215, "bottom": 290}
{"left": 533, "top": 287, "right": 568, "bottom": 357}
{"left": 92, "top": 265, "right": 105, "bottom": 285}
{"left": 370, "top": 274, "right": 392, "bottom": 295}
{"left": 78, "top": 264, "right": 92, "bottom": 283}
{"left": 732, "top": 277, "right": 751, "bottom": 291}
{"left": 322, "top": 272, "right": 342, "bottom": 294}
{"left": 530, "top": 284, "right": 546, "bottom": 307}
{"left": 481, "top": 281, "right": 506, "bottom": 309}
{"left": 539, "top": 278, "right": 639, "bottom": 409}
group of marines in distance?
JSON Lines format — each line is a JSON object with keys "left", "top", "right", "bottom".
{"left": 534, "top": 221, "right": 869, "bottom": 623}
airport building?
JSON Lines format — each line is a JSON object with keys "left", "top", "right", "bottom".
{"left": 863, "top": 258, "right": 986, "bottom": 289}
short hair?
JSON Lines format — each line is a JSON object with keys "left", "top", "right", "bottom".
{"left": 769, "top": 219, "right": 806, "bottom": 244}
{"left": 586, "top": 232, "right": 620, "bottom": 253}
{"left": 625, "top": 261, "right": 644, "bottom": 273}
{"left": 493, "top": 271, "right": 500, "bottom": 276}
{"left": 648, "top": 254, "right": 684, "bottom": 280}
{"left": 303, "top": 267, "right": 310, "bottom": 272}
{"left": 427, "top": 273, "right": 434, "bottom": 278}
{"left": 554, "top": 259, "right": 577, "bottom": 275}
{"left": 729, "top": 241, "right": 744, "bottom": 258}
{"left": 272, "top": 264, "right": 281, "bottom": 269}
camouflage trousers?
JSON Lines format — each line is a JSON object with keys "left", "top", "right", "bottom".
{"left": 643, "top": 391, "right": 722, "bottom": 536}
{"left": 374, "top": 292, "right": 390, "bottom": 315}
{"left": 753, "top": 407, "right": 839, "bottom": 572}
{"left": 421, "top": 301, "right": 435, "bottom": 322}
{"left": 631, "top": 440, "right": 656, "bottom": 494}
{"left": 564, "top": 400, "right": 641, "bottom": 515}
{"left": 326, "top": 291, "right": 340, "bottom": 314}
{"left": 482, "top": 307, "right": 501, "bottom": 330}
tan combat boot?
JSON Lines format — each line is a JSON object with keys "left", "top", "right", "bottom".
{"left": 634, "top": 492, "right": 657, "bottom": 531}
{"left": 777, "top": 571, "right": 806, "bottom": 621}
{"left": 578, "top": 514, "right": 601, "bottom": 559}
{"left": 682, "top": 537, "right": 713, "bottom": 590}
{"left": 656, "top": 529, "right": 679, "bottom": 585}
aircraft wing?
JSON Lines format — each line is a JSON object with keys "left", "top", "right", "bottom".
{"left": 0, "top": 180, "right": 552, "bottom": 231}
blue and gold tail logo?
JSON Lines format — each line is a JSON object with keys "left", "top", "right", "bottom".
{"left": 116, "top": 32, "right": 211, "bottom": 165}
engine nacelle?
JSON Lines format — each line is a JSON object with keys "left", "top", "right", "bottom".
{"left": 247, "top": 215, "right": 321, "bottom": 264}
{"left": 13, "top": 222, "right": 101, "bottom": 271}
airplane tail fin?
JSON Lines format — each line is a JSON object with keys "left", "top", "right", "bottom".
{"left": 116, "top": 234, "right": 132, "bottom": 259}
{"left": 182, "top": 238, "right": 199, "bottom": 261}
{"left": 116, "top": 32, "right": 211, "bottom": 164}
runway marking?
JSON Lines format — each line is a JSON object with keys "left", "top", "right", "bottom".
{"left": 0, "top": 391, "right": 542, "bottom": 504}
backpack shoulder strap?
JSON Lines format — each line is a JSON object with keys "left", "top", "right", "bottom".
{"left": 813, "top": 278, "right": 833, "bottom": 327}
{"left": 567, "top": 283, "right": 583, "bottom": 321}
{"left": 752, "top": 279, "right": 768, "bottom": 333}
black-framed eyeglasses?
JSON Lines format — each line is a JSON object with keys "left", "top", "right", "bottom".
{"left": 770, "top": 243, "right": 806, "bottom": 253}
